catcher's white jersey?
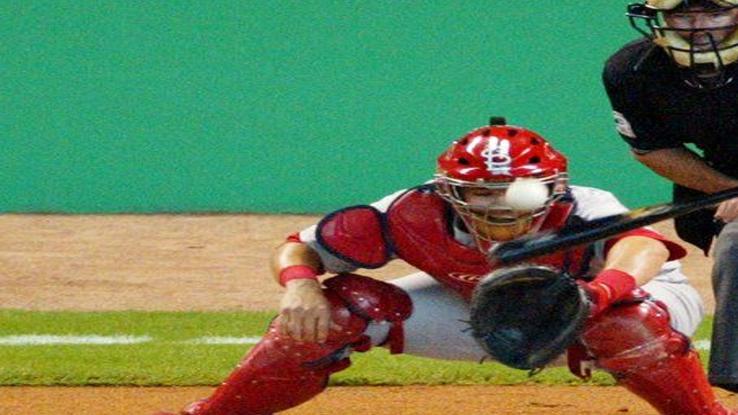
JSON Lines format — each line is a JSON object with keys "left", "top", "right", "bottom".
{"left": 299, "top": 185, "right": 705, "bottom": 361}
{"left": 301, "top": 185, "right": 687, "bottom": 284}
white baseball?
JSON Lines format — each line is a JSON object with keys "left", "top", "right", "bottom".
{"left": 504, "top": 178, "right": 549, "bottom": 210}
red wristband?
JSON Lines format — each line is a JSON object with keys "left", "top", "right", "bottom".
{"left": 278, "top": 265, "right": 319, "bottom": 286}
{"left": 591, "top": 269, "right": 636, "bottom": 303}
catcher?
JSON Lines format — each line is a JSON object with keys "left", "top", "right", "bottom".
{"left": 157, "top": 120, "right": 731, "bottom": 415}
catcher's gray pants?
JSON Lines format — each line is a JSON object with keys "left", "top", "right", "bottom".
{"left": 709, "top": 221, "right": 738, "bottom": 389}
{"left": 365, "top": 267, "right": 704, "bottom": 362}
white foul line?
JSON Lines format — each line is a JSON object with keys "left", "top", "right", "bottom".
{"left": 693, "top": 339, "right": 711, "bottom": 351}
{"left": 0, "top": 335, "right": 153, "bottom": 345}
{"left": 0, "top": 335, "right": 712, "bottom": 350}
{"left": 0, "top": 335, "right": 262, "bottom": 346}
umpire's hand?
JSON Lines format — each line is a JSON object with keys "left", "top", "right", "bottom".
{"left": 715, "top": 197, "right": 738, "bottom": 223}
{"left": 279, "top": 279, "right": 335, "bottom": 343}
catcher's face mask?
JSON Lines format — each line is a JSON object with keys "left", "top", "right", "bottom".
{"left": 441, "top": 178, "right": 559, "bottom": 247}
{"left": 435, "top": 121, "right": 568, "bottom": 251}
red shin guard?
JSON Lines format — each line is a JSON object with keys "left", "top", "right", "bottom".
{"left": 182, "top": 291, "right": 368, "bottom": 415}
{"left": 177, "top": 274, "right": 412, "bottom": 415}
{"left": 582, "top": 299, "right": 735, "bottom": 415}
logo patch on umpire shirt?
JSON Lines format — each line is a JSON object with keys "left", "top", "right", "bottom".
{"left": 613, "top": 111, "right": 636, "bottom": 138}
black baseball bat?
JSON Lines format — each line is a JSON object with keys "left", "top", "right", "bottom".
{"left": 489, "top": 186, "right": 738, "bottom": 265}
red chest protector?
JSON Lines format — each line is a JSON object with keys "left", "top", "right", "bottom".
{"left": 316, "top": 186, "right": 591, "bottom": 301}
{"left": 385, "top": 187, "right": 591, "bottom": 300}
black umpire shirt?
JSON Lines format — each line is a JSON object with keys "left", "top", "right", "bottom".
{"left": 602, "top": 38, "right": 738, "bottom": 252}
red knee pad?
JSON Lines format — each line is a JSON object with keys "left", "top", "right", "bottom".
{"left": 324, "top": 273, "right": 413, "bottom": 353}
{"left": 581, "top": 299, "right": 687, "bottom": 373}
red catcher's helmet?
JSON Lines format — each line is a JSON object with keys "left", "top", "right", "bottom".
{"left": 435, "top": 121, "right": 568, "bottom": 250}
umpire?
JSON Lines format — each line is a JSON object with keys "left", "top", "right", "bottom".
{"left": 603, "top": 0, "right": 738, "bottom": 392}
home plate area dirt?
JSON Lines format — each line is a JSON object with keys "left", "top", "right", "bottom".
{"left": 0, "top": 214, "right": 732, "bottom": 414}
{"left": 5, "top": 385, "right": 738, "bottom": 415}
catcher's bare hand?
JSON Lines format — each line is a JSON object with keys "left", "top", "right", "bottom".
{"left": 279, "top": 279, "right": 335, "bottom": 343}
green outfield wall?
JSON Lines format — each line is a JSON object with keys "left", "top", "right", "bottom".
{"left": 2, "top": 0, "right": 670, "bottom": 213}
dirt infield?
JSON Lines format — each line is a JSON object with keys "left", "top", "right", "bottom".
{"left": 0, "top": 214, "right": 716, "bottom": 312}
{"left": 4, "top": 385, "right": 738, "bottom": 415}
{"left": 0, "top": 214, "right": 723, "bottom": 414}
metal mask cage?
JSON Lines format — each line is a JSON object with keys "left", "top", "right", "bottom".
{"left": 434, "top": 173, "right": 568, "bottom": 249}
{"left": 627, "top": 2, "right": 738, "bottom": 88}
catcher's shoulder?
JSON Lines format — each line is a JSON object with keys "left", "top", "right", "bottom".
{"left": 569, "top": 185, "right": 629, "bottom": 219}
{"left": 569, "top": 185, "right": 619, "bottom": 200}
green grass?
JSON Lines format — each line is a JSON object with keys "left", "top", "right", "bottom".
{"left": 0, "top": 310, "right": 714, "bottom": 387}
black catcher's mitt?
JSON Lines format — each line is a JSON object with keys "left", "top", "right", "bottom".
{"left": 469, "top": 265, "right": 590, "bottom": 371}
